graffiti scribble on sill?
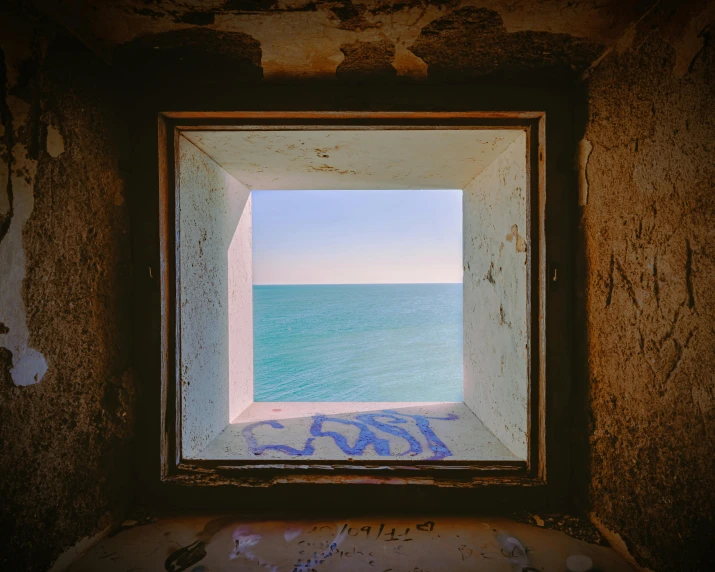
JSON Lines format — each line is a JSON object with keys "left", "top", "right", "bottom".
{"left": 242, "top": 410, "right": 458, "bottom": 460}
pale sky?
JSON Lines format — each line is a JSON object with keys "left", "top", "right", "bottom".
{"left": 252, "top": 190, "right": 462, "bottom": 285}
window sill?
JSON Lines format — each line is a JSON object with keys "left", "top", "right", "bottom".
{"left": 191, "top": 402, "right": 522, "bottom": 464}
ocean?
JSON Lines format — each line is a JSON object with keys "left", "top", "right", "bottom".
{"left": 253, "top": 283, "right": 463, "bottom": 402}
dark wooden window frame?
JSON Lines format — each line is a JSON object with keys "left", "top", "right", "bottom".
{"left": 158, "top": 111, "right": 547, "bottom": 489}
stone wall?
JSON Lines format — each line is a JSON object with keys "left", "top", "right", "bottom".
{"left": 0, "top": 6, "right": 135, "bottom": 570}
{"left": 581, "top": 2, "right": 715, "bottom": 569}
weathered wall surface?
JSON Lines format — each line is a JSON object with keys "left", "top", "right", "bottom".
{"left": 0, "top": 6, "right": 135, "bottom": 570}
{"left": 42, "top": 0, "right": 655, "bottom": 81}
{"left": 582, "top": 1, "right": 715, "bottom": 569}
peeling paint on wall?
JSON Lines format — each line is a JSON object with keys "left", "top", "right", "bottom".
{"left": 0, "top": 33, "right": 48, "bottom": 387}
{"left": 409, "top": 7, "right": 605, "bottom": 80}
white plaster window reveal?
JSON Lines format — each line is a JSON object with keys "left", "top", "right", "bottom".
{"left": 176, "top": 129, "right": 530, "bottom": 464}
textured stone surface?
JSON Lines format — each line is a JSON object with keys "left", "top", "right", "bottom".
{"left": 0, "top": 7, "right": 135, "bottom": 571}
{"left": 581, "top": 2, "right": 715, "bottom": 569}
{"left": 410, "top": 7, "right": 604, "bottom": 81}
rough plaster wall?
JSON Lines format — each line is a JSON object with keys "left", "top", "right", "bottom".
{"left": 178, "top": 136, "right": 252, "bottom": 458}
{"left": 463, "top": 133, "right": 527, "bottom": 460}
{"left": 583, "top": 1, "right": 715, "bottom": 569}
{"left": 0, "top": 7, "right": 135, "bottom": 571}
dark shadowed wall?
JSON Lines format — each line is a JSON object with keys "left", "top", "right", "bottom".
{"left": 581, "top": 2, "right": 715, "bottom": 569}
{"left": 0, "top": 6, "right": 135, "bottom": 570}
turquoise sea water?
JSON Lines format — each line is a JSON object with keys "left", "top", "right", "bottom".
{"left": 253, "top": 284, "right": 463, "bottom": 402}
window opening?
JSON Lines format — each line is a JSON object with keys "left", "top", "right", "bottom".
{"left": 175, "top": 127, "right": 530, "bottom": 466}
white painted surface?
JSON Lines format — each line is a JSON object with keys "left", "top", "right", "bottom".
{"left": 196, "top": 402, "right": 519, "bottom": 462}
{"left": 463, "top": 133, "right": 528, "bottom": 460}
{"left": 0, "top": 125, "right": 47, "bottom": 386}
{"left": 183, "top": 129, "right": 522, "bottom": 190}
{"left": 178, "top": 136, "right": 252, "bottom": 458}
{"left": 228, "top": 188, "right": 253, "bottom": 422}
{"left": 233, "top": 401, "right": 454, "bottom": 423}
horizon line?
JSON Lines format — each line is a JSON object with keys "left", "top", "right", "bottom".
{"left": 253, "top": 282, "right": 463, "bottom": 286}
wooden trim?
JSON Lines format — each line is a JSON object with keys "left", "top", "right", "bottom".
{"left": 162, "top": 111, "right": 545, "bottom": 120}
{"left": 158, "top": 111, "right": 547, "bottom": 486}
{"left": 172, "top": 128, "right": 183, "bottom": 469}
{"left": 184, "top": 458, "right": 527, "bottom": 470}
{"left": 157, "top": 114, "right": 170, "bottom": 479}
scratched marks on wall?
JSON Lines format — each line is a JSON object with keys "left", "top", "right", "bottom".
{"left": 230, "top": 520, "right": 440, "bottom": 572}
{"left": 242, "top": 410, "right": 459, "bottom": 460}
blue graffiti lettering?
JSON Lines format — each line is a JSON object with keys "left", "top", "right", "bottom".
{"left": 310, "top": 415, "right": 391, "bottom": 456}
{"left": 242, "top": 420, "right": 315, "bottom": 456}
{"left": 243, "top": 410, "right": 458, "bottom": 459}
{"left": 382, "top": 410, "right": 458, "bottom": 461}
{"left": 354, "top": 413, "right": 422, "bottom": 456}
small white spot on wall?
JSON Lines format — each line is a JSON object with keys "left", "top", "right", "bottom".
{"left": 10, "top": 347, "right": 48, "bottom": 386}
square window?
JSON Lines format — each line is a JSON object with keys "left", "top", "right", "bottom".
{"left": 167, "top": 117, "right": 540, "bottom": 475}
{"left": 251, "top": 189, "right": 464, "bottom": 404}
